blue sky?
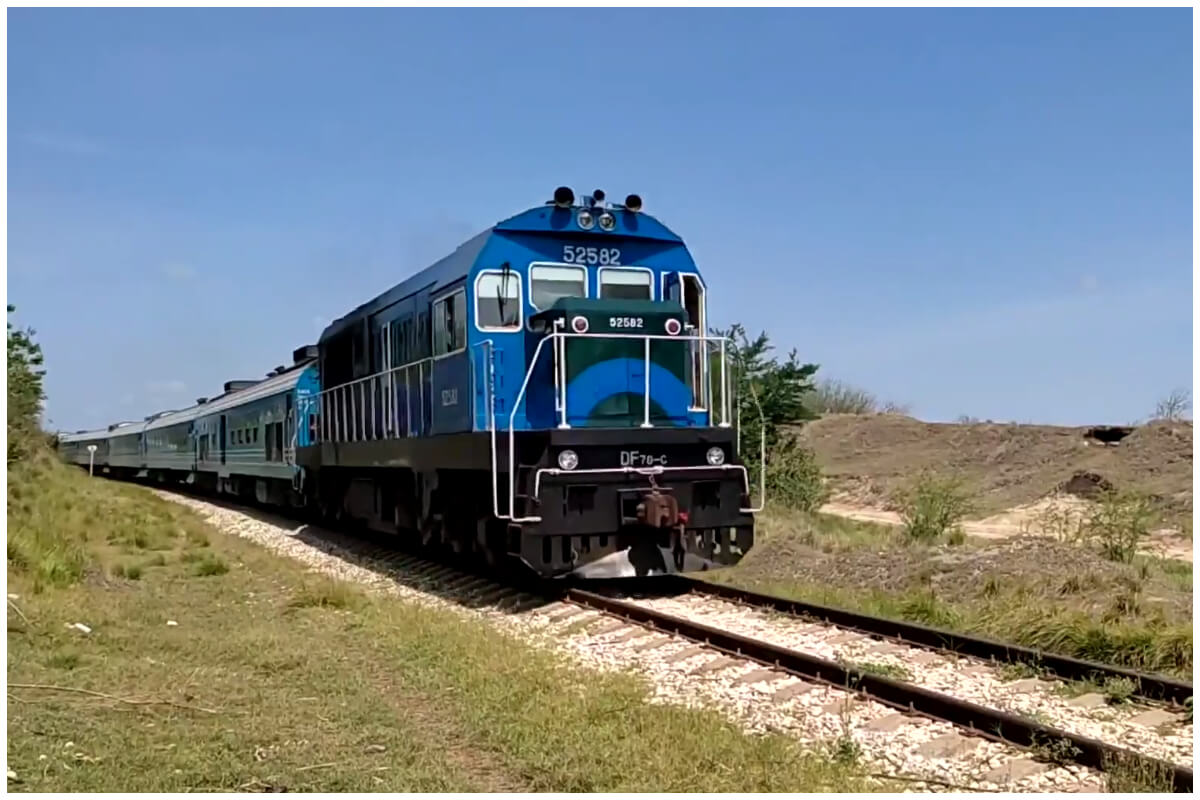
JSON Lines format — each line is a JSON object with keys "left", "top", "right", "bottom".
{"left": 8, "top": 8, "right": 1192, "bottom": 430}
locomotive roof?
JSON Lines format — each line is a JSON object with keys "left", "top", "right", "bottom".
{"left": 318, "top": 203, "right": 684, "bottom": 344}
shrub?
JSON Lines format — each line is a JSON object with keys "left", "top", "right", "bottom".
{"left": 1083, "top": 489, "right": 1157, "bottom": 564}
{"left": 892, "top": 472, "right": 973, "bottom": 542}
{"left": 1151, "top": 388, "right": 1191, "bottom": 422}
{"left": 758, "top": 438, "right": 827, "bottom": 512}
{"left": 806, "top": 379, "right": 876, "bottom": 415}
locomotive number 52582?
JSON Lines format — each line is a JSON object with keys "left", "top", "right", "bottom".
{"left": 562, "top": 246, "right": 621, "bottom": 265}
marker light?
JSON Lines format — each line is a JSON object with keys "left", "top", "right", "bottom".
{"left": 553, "top": 186, "right": 575, "bottom": 208}
{"left": 624, "top": 194, "right": 643, "bottom": 212}
{"left": 577, "top": 209, "right": 595, "bottom": 229}
{"left": 598, "top": 211, "right": 616, "bottom": 231}
{"left": 665, "top": 318, "right": 682, "bottom": 336}
{"left": 571, "top": 315, "right": 589, "bottom": 333}
{"left": 706, "top": 447, "right": 725, "bottom": 466}
{"left": 558, "top": 449, "right": 579, "bottom": 470}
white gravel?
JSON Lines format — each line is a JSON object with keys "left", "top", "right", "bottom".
{"left": 630, "top": 594, "right": 1194, "bottom": 768}
{"left": 160, "top": 491, "right": 1123, "bottom": 792}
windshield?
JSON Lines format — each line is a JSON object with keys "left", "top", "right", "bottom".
{"left": 531, "top": 265, "right": 587, "bottom": 309}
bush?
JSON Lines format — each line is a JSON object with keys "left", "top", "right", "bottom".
{"left": 1083, "top": 489, "right": 1157, "bottom": 564}
{"left": 806, "top": 379, "right": 877, "bottom": 415}
{"left": 1151, "top": 388, "right": 1191, "bottom": 422}
{"left": 893, "top": 472, "right": 973, "bottom": 542}
{"left": 758, "top": 439, "right": 827, "bottom": 512}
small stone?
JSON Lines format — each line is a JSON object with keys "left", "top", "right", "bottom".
{"left": 772, "top": 681, "right": 818, "bottom": 701}
{"left": 862, "top": 640, "right": 907, "bottom": 656}
{"left": 7, "top": 769, "right": 16, "bottom": 781}
{"left": 7, "top": 593, "right": 18, "bottom": 600}
{"left": 916, "top": 732, "right": 980, "bottom": 758}
{"left": 735, "top": 668, "right": 786, "bottom": 686}
{"left": 826, "top": 632, "right": 861, "bottom": 644}
{"left": 166, "top": 620, "right": 179, "bottom": 627}
{"left": 861, "top": 713, "right": 908, "bottom": 732}
{"left": 689, "top": 656, "right": 739, "bottom": 675}
{"left": 68, "top": 622, "right": 92, "bottom": 634}
{"left": 1065, "top": 693, "right": 1107, "bottom": 708}
{"left": 364, "top": 744, "right": 386, "bottom": 754}
{"left": 1128, "top": 708, "right": 1175, "bottom": 727}
{"left": 37, "top": 755, "right": 46, "bottom": 761}
{"left": 664, "top": 646, "right": 709, "bottom": 664}
{"left": 63, "top": 742, "right": 75, "bottom": 749}
{"left": 1005, "top": 678, "right": 1049, "bottom": 693}
{"left": 983, "top": 757, "right": 1050, "bottom": 783}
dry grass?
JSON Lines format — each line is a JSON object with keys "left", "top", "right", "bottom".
{"left": 706, "top": 507, "right": 1192, "bottom": 677}
{"left": 8, "top": 453, "right": 869, "bottom": 792}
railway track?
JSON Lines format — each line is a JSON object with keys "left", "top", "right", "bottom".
{"left": 143, "top": 484, "right": 1192, "bottom": 792}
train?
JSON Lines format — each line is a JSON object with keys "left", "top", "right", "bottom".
{"left": 57, "top": 188, "right": 763, "bottom": 578}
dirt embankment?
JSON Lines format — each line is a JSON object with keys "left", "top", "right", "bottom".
{"left": 794, "top": 415, "right": 1193, "bottom": 559}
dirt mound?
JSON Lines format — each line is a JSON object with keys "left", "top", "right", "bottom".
{"left": 794, "top": 415, "right": 1192, "bottom": 525}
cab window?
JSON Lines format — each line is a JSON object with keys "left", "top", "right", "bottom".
{"left": 530, "top": 265, "right": 586, "bottom": 310}
{"left": 475, "top": 272, "right": 521, "bottom": 331}
{"left": 599, "top": 268, "right": 652, "bottom": 300}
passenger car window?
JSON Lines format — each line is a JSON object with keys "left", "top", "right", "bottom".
{"left": 599, "top": 268, "right": 652, "bottom": 300}
{"left": 475, "top": 272, "right": 521, "bottom": 330}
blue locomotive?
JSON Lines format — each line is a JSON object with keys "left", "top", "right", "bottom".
{"left": 58, "top": 188, "right": 761, "bottom": 578}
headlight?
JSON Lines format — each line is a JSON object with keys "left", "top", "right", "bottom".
{"left": 598, "top": 211, "right": 616, "bottom": 231}
{"left": 706, "top": 446, "right": 725, "bottom": 466}
{"left": 577, "top": 210, "right": 595, "bottom": 230}
{"left": 558, "top": 449, "right": 579, "bottom": 470}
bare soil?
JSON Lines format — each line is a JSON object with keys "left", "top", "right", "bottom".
{"left": 795, "top": 415, "right": 1193, "bottom": 530}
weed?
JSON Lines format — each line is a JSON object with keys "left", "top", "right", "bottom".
{"left": 897, "top": 591, "right": 959, "bottom": 628}
{"left": 1102, "top": 752, "right": 1175, "bottom": 792}
{"left": 946, "top": 528, "right": 966, "bottom": 546}
{"left": 1029, "top": 735, "right": 1081, "bottom": 765}
{"left": 1034, "top": 500, "right": 1088, "bottom": 545}
{"left": 289, "top": 578, "right": 363, "bottom": 610}
{"left": 191, "top": 553, "right": 229, "bottom": 577}
{"left": 45, "top": 650, "right": 81, "bottom": 670}
{"left": 762, "top": 441, "right": 828, "bottom": 512}
{"left": 892, "top": 472, "right": 973, "bottom": 542}
{"left": 998, "top": 662, "right": 1040, "bottom": 681}
{"left": 1101, "top": 677, "right": 1136, "bottom": 704}
{"left": 981, "top": 576, "right": 1000, "bottom": 598}
{"left": 1184, "top": 697, "right": 1193, "bottom": 724}
{"left": 830, "top": 734, "right": 862, "bottom": 766}
{"left": 113, "top": 562, "right": 143, "bottom": 580}
{"left": 845, "top": 660, "right": 911, "bottom": 681}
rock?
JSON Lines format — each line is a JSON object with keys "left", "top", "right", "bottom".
{"left": 1005, "top": 678, "right": 1049, "bottom": 693}
{"left": 7, "top": 593, "right": 18, "bottom": 600}
{"left": 7, "top": 769, "right": 16, "bottom": 781}
{"left": 166, "top": 620, "right": 179, "bottom": 627}
{"left": 983, "top": 757, "right": 1050, "bottom": 783}
{"left": 916, "top": 732, "right": 980, "bottom": 758}
{"left": 364, "top": 744, "right": 386, "bottom": 754}
{"left": 70, "top": 622, "right": 92, "bottom": 634}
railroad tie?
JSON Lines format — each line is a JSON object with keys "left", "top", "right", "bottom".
{"left": 689, "top": 655, "right": 740, "bottom": 675}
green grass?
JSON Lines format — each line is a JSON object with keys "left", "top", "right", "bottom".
{"left": 706, "top": 508, "right": 1192, "bottom": 677}
{"left": 843, "top": 660, "right": 911, "bottom": 681}
{"left": 8, "top": 451, "right": 872, "bottom": 792}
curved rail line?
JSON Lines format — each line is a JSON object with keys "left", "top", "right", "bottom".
{"left": 564, "top": 587, "right": 1193, "bottom": 793}
{"left": 653, "top": 576, "right": 1193, "bottom": 706}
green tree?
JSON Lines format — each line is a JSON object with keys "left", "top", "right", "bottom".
{"left": 8, "top": 304, "right": 46, "bottom": 462}
{"left": 711, "top": 324, "right": 826, "bottom": 510}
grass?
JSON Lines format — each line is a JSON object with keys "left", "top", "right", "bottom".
{"left": 8, "top": 452, "right": 871, "bottom": 792}
{"left": 891, "top": 471, "right": 973, "bottom": 542}
{"left": 843, "top": 660, "right": 911, "bottom": 681}
{"left": 705, "top": 508, "right": 1192, "bottom": 677}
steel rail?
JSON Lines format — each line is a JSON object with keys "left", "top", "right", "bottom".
{"left": 565, "top": 587, "right": 1193, "bottom": 793}
{"left": 660, "top": 576, "right": 1193, "bottom": 706}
